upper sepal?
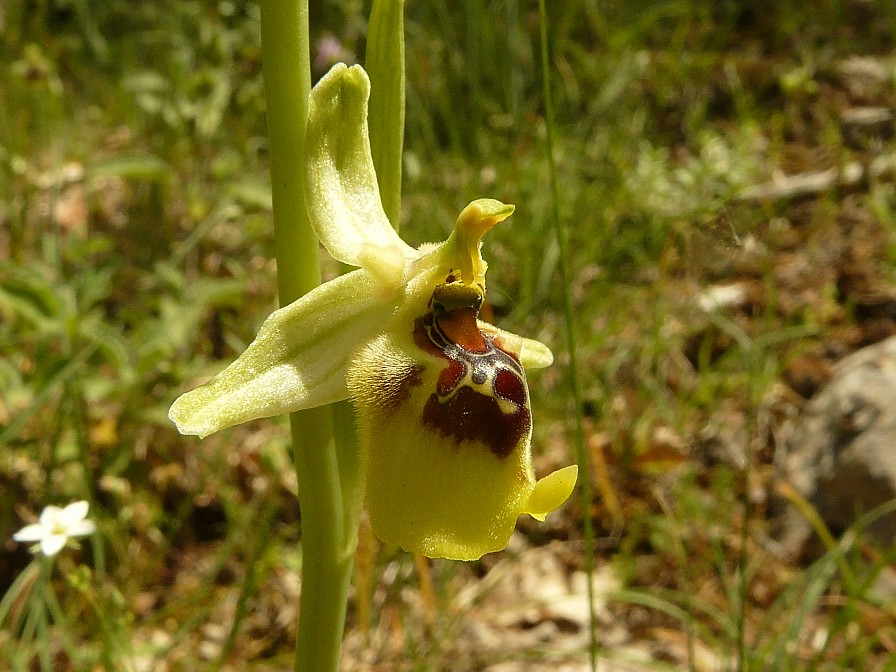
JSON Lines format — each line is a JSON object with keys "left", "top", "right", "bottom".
{"left": 305, "top": 63, "right": 414, "bottom": 288}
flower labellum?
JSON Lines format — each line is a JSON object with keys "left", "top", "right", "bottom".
{"left": 169, "top": 63, "right": 577, "bottom": 560}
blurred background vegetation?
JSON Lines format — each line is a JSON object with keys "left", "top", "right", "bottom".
{"left": 2, "top": 0, "right": 896, "bottom": 669}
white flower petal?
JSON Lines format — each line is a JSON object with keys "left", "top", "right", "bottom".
{"left": 67, "top": 520, "right": 97, "bottom": 538}
{"left": 38, "top": 505, "right": 63, "bottom": 527}
{"left": 40, "top": 534, "right": 68, "bottom": 557}
{"left": 170, "top": 269, "right": 397, "bottom": 437}
{"left": 59, "top": 500, "right": 90, "bottom": 526}
{"left": 305, "top": 63, "right": 414, "bottom": 285}
{"left": 13, "top": 523, "right": 46, "bottom": 543}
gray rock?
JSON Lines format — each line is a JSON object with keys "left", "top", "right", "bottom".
{"left": 776, "top": 336, "right": 896, "bottom": 554}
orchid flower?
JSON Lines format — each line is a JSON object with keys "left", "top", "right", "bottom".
{"left": 169, "top": 63, "right": 577, "bottom": 561}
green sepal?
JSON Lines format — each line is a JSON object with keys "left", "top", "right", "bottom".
{"left": 169, "top": 269, "right": 395, "bottom": 438}
{"left": 305, "top": 63, "right": 414, "bottom": 289}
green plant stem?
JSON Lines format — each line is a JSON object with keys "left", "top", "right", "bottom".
{"left": 366, "top": 0, "right": 405, "bottom": 229}
{"left": 536, "top": 2, "right": 598, "bottom": 670}
{"left": 287, "top": 410, "right": 352, "bottom": 672}
{"left": 259, "top": 0, "right": 316, "bottom": 306}
{"left": 258, "top": 3, "right": 352, "bottom": 671}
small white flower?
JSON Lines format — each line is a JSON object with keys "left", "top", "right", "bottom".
{"left": 13, "top": 501, "right": 96, "bottom": 557}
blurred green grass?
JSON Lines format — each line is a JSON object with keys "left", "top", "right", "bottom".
{"left": 2, "top": 1, "right": 896, "bottom": 670}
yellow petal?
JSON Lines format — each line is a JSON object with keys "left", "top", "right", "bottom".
{"left": 478, "top": 321, "right": 554, "bottom": 369}
{"left": 524, "top": 465, "right": 578, "bottom": 522}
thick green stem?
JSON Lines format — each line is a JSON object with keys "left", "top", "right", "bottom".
{"left": 288, "top": 410, "right": 352, "bottom": 672}
{"left": 259, "top": 1, "right": 406, "bottom": 668}
{"left": 258, "top": 2, "right": 351, "bottom": 671}
{"left": 259, "top": 0, "right": 316, "bottom": 305}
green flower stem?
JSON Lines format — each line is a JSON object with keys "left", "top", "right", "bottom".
{"left": 366, "top": 0, "right": 405, "bottom": 229}
{"left": 259, "top": 0, "right": 316, "bottom": 305}
{"left": 287, "top": 408, "right": 352, "bottom": 672}
{"left": 258, "top": 2, "right": 354, "bottom": 671}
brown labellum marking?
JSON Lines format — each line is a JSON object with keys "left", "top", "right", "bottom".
{"left": 422, "top": 386, "right": 528, "bottom": 458}
{"left": 412, "top": 291, "right": 531, "bottom": 458}
{"left": 361, "top": 359, "right": 425, "bottom": 416}
{"left": 436, "top": 359, "right": 465, "bottom": 396}
{"left": 436, "top": 307, "right": 488, "bottom": 353}
{"left": 385, "top": 363, "right": 425, "bottom": 413}
{"left": 494, "top": 368, "right": 526, "bottom": 406}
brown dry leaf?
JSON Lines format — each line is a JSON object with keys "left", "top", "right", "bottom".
{"left": 54, "top": 183, "right": 88, "bottom": 234}
{"left": 451, "top": 544, "right": 620, "bottom": 667}
{"left": 90, "top": 416, "right": 119, "bottom": 447}
{"left": 634, "top": 426, "right": 688, "bottom": 470}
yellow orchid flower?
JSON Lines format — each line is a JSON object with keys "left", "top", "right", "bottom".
{"left": 169, "top": 63, "right": 577, "bottom": 561}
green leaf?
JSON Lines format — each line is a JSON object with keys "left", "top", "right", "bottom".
{"left": 90, "top": 154, "right": 173, "bottom": 183}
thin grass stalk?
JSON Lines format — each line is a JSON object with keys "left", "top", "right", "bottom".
{"left": 735, "top": 345, "right": 763, "bottom": 672}
{"left": 775, "top": 482, "right": 856, "bottom": 589}
{"left": 651, "top": 486, "right": 697, "bottom": 671}
{"left": 463, "top": 0, "right": 484, "bottom": 149}
{"left": 354, "top": 517, "right": 374, "bottom": 644}
{"left": 40, "top": 581, "right": 79, "bottom": 668}
{"left": 0, "top": 561, "right": 38, "bottom": 631}
{"left": 536, "top": 2, "right": 598, "bottom": 670}
{"left": 735, "top": 459, "right": 751, "bottom": 672}
{"left": 69, "top": 380, "right": 106, "bottom": 581}
{"left": 258, "top": 2, "right": 351, "bottom": 671}
{"left": 36, "top": 558, "right": 51, "bottom": 672}
{"left": 504, "top": 0, "right": 521, "bottom": 120}
{"left": 216, "top": 498, "right": 278, "bottom": 666}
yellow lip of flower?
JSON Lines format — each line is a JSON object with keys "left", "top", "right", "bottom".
{"left": 168, "top": 63, "right": 576, "bottom": 560}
